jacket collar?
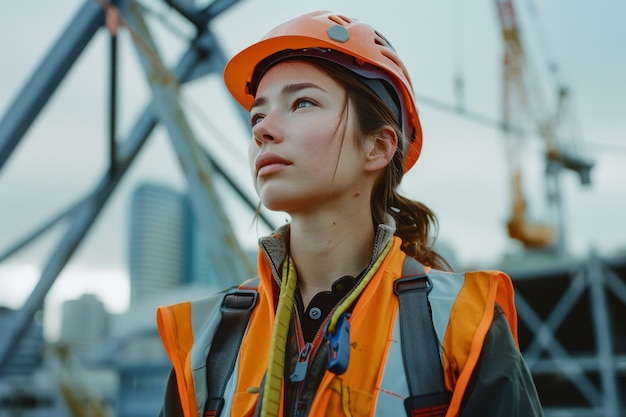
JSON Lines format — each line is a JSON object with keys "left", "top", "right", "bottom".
{"left": 258, "top": 215, "right": 397, "bottom": 286}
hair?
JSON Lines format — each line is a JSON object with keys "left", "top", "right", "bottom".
{"left": 311, "top": 59, "right": 452, "bottom": 271}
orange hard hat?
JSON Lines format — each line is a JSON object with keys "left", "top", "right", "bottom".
{"left": 223, "top": 10, "right": 423, "bottom": 171}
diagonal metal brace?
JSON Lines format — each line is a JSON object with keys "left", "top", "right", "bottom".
{"left": 121, "top": 0, "right": 254, "bottom": 286}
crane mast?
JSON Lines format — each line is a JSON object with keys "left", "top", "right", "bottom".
{"left": 495, "top": 0, "right": 594, "bottom": 255}
{"left": 495, "top": 0, "right": 558, "bottom": 250}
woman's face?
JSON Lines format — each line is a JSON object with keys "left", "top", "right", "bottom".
{"left": 248, "top": 60, "right": 371, "bottom": 214}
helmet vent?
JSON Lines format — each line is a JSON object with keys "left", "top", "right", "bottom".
{"left": 328, "top": 14, "right": 352, "bottom": 25}
{"left": 374, "top": 31, "right": 397, "bottom": 52}
{"left": 380, "top": 49, "right": 402, "bottom": 68}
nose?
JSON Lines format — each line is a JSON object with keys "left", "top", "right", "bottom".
{"left": 251, "top": 111, "right": 281, "bottom": 146}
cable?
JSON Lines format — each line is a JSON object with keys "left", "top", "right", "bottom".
{"left": 178, "top": 92, "right": 278, "bottom": 230}
{"left": 414, "top": 92, "right": 626, "bottom": 154}
{"left": 180, "top": 90, "right": 246, "bottom": 161}
{"left": 135, "top": 0, "right": 193, "bottom": 43}
{"left": 522, "top": 0, "right": 561, "bottom": 82}
{"left": 415, "top": 92, "right": 523, "bottom": 133}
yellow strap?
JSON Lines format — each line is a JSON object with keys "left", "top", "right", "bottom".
{"left": 260, "top": 256, "right": 297, "bottom": 417}
{"left": 327, "top": 239, "right": 393, "bottom": 334}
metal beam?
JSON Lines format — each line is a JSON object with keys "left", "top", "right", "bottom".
{"left": 0, "top": 0, "right": 104, "bottom": 172}
{"left": 587, "top": 255, "right": 620, "bottom": 416}
{"left": 122, "top": 0, "right": 254, "bottom": 287}
{"left": 513, "top": 254, "right": 626, "bottom": 413}
{"left": 0, "top": 195, "right": 91, "bottom": 263}
{"left": 515, "top": 293, "right": 602, "bottom": 405}
{"left": 521, "top": 269, "right": 587, "bottom": 361}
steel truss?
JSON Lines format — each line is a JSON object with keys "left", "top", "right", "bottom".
{"left": 508, "top": 253, "right": 626, "bottom": 416}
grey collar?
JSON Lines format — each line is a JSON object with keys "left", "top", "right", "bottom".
{"left": 258, "top": 215, "right": 397, "bottom": 285}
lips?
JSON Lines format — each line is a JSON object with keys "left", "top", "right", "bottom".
{"left": 255, "top": 152, "right": 292, "bottom": 176}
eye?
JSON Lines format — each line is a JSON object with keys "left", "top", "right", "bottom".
{"left": 249, "top": 113, "right": 265, "bottom": 127}
{"left": 294, "top": 98, "right": 316, "bottom": 110}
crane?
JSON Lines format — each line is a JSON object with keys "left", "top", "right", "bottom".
{"left": 494, "top": 0, "right": 593, "bottom": 254}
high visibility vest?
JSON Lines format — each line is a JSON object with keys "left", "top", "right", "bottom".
{"left": 157, "top": 236, "right": 518, "bottom": 417}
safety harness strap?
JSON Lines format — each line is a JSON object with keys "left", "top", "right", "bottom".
{"left": 395, "top": 256, "right": 451, "bottom": 417}
{"left": 203, "top": 282, "right": 258, "bottom": 417}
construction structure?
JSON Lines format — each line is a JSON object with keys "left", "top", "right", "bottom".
{"left": 0, "top": 0, "right": 624, "bottom": 416}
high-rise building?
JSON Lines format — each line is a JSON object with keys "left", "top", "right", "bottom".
{"left": 129, "top": 184, "right": 188, "bottom": 304}
{"left": 129, "top": 183, "right": 227, "bottom": 304}
{"left": 187, "top": 213, "right": 214, "bottom": 286}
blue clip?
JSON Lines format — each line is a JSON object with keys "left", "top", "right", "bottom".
{"left": 324, "top": 313, "right": 351, "bottom": 375}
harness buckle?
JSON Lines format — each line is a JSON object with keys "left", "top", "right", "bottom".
{"left": 221, "top": 289, "right": 258, "bottom": 312}
{"left": 394, "top": 274, "right": 432, "bottom": 295}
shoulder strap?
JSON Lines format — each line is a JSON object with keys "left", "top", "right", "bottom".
{"left": 395, "top": 256, "right": 451, "bottom": 417}
{"left": 204, "top": 278, "right": 259, "bottom": 417}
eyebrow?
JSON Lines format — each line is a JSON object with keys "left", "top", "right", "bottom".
{"left": 250, "top": 82, "right": 327, "bottom": 110}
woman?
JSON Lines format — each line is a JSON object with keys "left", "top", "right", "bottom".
{"left": 157, "top": 10, "right": 544, "bottom": 417}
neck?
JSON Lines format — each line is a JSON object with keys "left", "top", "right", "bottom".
{"left": 288, "top": 203, "right": 375, "bottom": 307}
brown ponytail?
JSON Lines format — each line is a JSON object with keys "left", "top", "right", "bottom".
{"left": 391, "top": 194, "right": 451, "bottom": 271}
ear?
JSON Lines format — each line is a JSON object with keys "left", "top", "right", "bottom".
{"left": 363, "top": 125, "right": 398, "bottom": 172}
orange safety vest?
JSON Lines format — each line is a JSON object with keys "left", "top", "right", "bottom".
{"left": 157, "top": 236, "right": 518, "bottom": 417}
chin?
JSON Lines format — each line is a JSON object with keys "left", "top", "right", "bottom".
{"left": 259, "top": 199, "right": 293, "bottom": 213}
{"left": 259, "top": 193, "right": 310, "bottom": 213}
{"left": 257, "top": 184, "right": 326, "bottom": 213}
{"left": 257, "top": 185, "right": 295, "bottom": 212}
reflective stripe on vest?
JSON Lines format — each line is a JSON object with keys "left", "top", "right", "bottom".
{"left": 374, "top": 270, "right": 464, "bottom": 416}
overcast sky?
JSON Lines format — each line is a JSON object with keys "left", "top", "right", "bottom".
{"left": 1, "top": 0, "right": 625, "bottom": 323}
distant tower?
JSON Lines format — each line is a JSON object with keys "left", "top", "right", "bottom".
{"left": 129, "top": 183, "right": 189, "bottom": 304}
{"left": 187, "top": 211, "right": 214, "bottom": 286}
{"left": 58, "top": 294, "right": 109, "bottom": 355}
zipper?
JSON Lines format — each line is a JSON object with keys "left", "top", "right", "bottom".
{"left": 288, "top": 297, "right": 346, "bottom": 417}
{"left": 290, "top": 341, "right": 313, "bottom": 382}
{"left": 292, "top": 302, "right": 337, "bottom": 375}
{"left": 290, "top": 306, "right": 343, "bottom": 383}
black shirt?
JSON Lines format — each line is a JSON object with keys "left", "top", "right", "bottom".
{"left": 295, "top": 275, "right": 358, "bottom": 343}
